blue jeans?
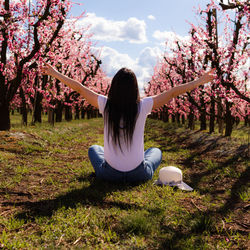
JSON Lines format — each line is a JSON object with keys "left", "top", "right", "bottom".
{"left": 88, "top": 145, "right": 162, "bottom": 183}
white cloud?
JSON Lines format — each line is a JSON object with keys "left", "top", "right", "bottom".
{"left": 96, "top": 47, "right": 136, "bottom": 76}
{"left": 153, "top": 30, "right": 176, "bottom": 41}
{"left": 138, "top": 47, "right": 162, "bottom": 68}
{"left": 147, "top": 15, "right": 156, "bottom": 20}
{"left": 76, "top": 13, "right": 147, "bottom": 44}
{"left": 153, "top": 30, "right": 190, "bottom": 48}
{"left": 93, "top": 46, "right": 162, "bottom": 93}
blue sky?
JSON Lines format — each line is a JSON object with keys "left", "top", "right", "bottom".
{"left": 69, "top": 0, "right": 213, "bottom": 89}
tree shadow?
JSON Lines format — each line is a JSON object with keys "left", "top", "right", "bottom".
{"left": 159, "top": 170, "right": 249, "bottom": 249}
{"left": 217, "top": 161, "right": 249, "bottom": 214}
{"left": 158, "top": 163, "right": 249, "bottom": 249}
{"left": 0, "top": 190, "right": 32, "bottom": 198}
{"left": 188, "top": 144, "right": 247, "bottom": 189}
{"left": 154, "top": 138, "right": 249, "bottom": 248}
{"left": 2, "top": 173, "right": 143, "bottom": 221}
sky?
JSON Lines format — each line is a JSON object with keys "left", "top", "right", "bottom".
{"left": 69, "top": 0, "right": 216, "bottom": 90}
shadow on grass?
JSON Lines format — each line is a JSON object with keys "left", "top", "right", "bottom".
{"left": 2, "top": 173, "right": 142, "bottom": 221}
{"left": 185, "top": 144, "right": 248, "bottom": 193}
{"left": 152, "top": 128, "right": 249, "bottom": 248}
{"left": 160, "top": 213, "right": 214, "bottom": 249}
{"left": 1, "top": 120, "right": 248, "bottom": 248}
{"left": 218, "top": 165, "right": 249, "bottom": 214}
{"left": 159, "top": 169, "right": 249, "bottom": 249}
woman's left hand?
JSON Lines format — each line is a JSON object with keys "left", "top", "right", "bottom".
{"left": 41, "top": 63, "right": 58, "bottom": 77}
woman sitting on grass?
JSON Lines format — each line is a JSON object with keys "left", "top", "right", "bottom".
{"left": 42, "top": 64, "right": 215, "bottom": 183}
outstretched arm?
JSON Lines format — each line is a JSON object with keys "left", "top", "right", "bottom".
{"left": 41, "top": 63, "right": 99, "bottom": 108}
{"left": 152, "top": 69, "right": 216, "bottom": 110}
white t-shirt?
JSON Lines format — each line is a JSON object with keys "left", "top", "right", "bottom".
{"left": 98, "top": 95, "right": 153, "bottom": 172}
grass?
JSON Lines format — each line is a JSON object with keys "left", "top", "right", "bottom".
{"left": 0, "top": 114, "right": 249, "bottom": 249}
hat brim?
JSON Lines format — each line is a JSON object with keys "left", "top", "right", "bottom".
{"left": 177, "top": 182, "right": 193, "bottom": 191}
{"left": 154, "top": 179, "right": 193, "bottom": 191}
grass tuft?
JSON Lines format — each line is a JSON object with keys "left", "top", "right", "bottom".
{"left": 120, "top": 211, "right": 153, "bottom": 235}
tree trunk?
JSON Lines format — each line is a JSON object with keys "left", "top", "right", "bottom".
{"left": 33, "top": 92, "right": 43, "bottom": 123}
{"left": 19, "top": 86, "right": 28, "bottom": 126}
{"left": 81, "top": 108, "right": 85, "bottom": 119}
{"left": 181, "top": 114, "right": 185, "bottom": 125}
{"left": 87, "top": 109, "right": 91, "bottom": 119}
{"left": 217, "top": 97, "right": 224, "bottom": 134}
{"left": 159, "top": 110, "right": 163, "bottom": 121}
{"left": 0, "top": 100, "right": 10, "bottom": 131}
{"left": 163, "top": 107, "right": 169, "bottom": 123}
{"left": 55, "top": 101, "right": 63, "bottom": 122}
{"left": 200, "top": 108, "right": 207, "bottom": 131}
{"left": 91, "top": 109, "right": 97, "bottom": 118}
{"left": 188, "top": 110, "right": 195, "bottom": 130}
{"left": 75, "top": 104, "right": 80, "bottom": 120}
{"left": 209, "top": 98, "right": 215, "bottom": 133}
{"left": 235, "top": 116, "right": 240, "bottom": 127}
{"left": 176, "top": 113, "right": 180, "bottom": 124}
{"left": 244, "top": 115, "right": 249, "bottom": 126}
{"left": 200, "top": 95, "right": 207, "bottom": 131}
{"left": 172, "top": 114, "right": 176, "bottom": 123}
{"left": 244, "top": 108, "right": 249, "bottom": 126}
{"left": 65, "top": 106, "right": 72, "bottom": 121}
{"left": 225, "top": 100, "right": 233, "bottom": 136}
{"left": 48, "top": 108, "right": 54, "bottom": 126}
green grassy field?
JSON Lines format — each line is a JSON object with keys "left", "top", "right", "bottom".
{"left": 0, "top": 115, "right": 249, "bottom": 249}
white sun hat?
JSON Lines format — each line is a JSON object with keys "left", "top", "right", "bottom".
{"left": 154, "top": 166, "right": 193, "bottom": 191}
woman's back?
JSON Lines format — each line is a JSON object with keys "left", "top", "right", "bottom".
{"left": 98, "top": 95, "right": 153, "bottom": 171}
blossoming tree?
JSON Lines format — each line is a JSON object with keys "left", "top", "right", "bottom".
{"left": 0, "top": 0, "right": 109, "bottom": 130}
{"left": 145, "top": 0, "right": 249, "bottom": 136}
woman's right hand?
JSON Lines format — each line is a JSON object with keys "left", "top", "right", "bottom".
{"left": 41, "top": 63, "right": 58, "bottom": 77}
{"left": 199, "top": 68, "right": 216, "bottom": 84}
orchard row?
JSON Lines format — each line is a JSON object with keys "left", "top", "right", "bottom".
{"left": 0, "top": 0, "right": 110, "bottom": 130}
{"left": 145, "top": 1, "right": 249, "bottom": 136}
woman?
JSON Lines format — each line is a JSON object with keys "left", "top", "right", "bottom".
{"left": 41, "top": 64, "right": 215, "bottom": 183}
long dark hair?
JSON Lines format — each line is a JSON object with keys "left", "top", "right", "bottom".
{"left": 104, "top": 68, "right": 140, "bottom": 150}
